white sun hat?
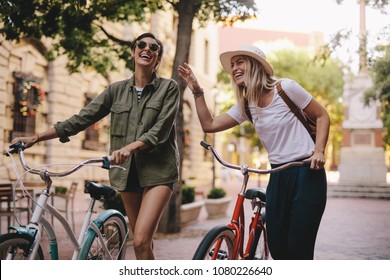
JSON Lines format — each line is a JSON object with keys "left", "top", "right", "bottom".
{"left": 220, "top": 45, "right": 274, "bottom": 76}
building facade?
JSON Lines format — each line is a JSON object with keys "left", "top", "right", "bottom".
{"left": 0, "top": 13, "right": 220, "bottom": 192}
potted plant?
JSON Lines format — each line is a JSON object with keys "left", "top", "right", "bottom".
{"left": 205, "top": 187, "right": 231, "bottom": 219}
{"left": 180, "top": 185, "right": 204, "bottom": 226}
{"left": 54, "top": 186, "right": 68, "bottom": 195}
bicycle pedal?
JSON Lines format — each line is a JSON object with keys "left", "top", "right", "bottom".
{"left": 209, "top": 248, "right": 229, "bottom": 260}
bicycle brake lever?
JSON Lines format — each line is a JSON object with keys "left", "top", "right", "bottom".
{"left": 4, "top": 142, "right": 25, "bottom": 156}
{"left": 102, "top": 156, "right": 111, "bottom": 169}
{"left": 111, "top": 165, "right": 126, "bottom": 171}
{"left": 102, "top": 156, "right": 126, "bottom": 171}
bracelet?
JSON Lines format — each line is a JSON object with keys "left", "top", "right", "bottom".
{"left": 193, "top": 90, "right": 204, "bottom": 99}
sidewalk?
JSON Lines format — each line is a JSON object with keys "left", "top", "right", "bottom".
{"left": 3, "top": 185, "right": 390, "bottom": 260}
{"left": 127, "top": 199, "right": 235, "bottom": 260}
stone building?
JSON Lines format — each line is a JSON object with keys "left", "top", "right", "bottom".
{"left": 0, "top": 13, "right": 220, "bottom": 192}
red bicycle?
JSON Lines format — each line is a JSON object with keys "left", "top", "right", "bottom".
{"left": 193, "top": 141, "right": 310, "bottom": 260}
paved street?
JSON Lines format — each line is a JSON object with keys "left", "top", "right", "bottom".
{"left": 134, "top": 196, "right": 390, "bottom": 260}
{"left": 2, "top": 186, "right": 389, "bottom": 260}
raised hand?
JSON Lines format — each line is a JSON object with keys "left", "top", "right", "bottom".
{"left": 178, "top": 63, "right": 203, "bottom": 93}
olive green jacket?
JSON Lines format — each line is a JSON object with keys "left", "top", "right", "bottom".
{"left": 54, "top": 74, "right": 180, "bottom": 190}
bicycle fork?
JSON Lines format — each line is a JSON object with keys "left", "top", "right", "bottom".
{"left": 244, "top": 209, "right": 262, "bottom": 259}
{"left": 245, "top": 200, "right": 269, "bottom": 260}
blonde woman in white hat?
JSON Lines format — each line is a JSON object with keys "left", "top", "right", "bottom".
{"left": 178, "top": 45, "right": 330, "bottom": 260}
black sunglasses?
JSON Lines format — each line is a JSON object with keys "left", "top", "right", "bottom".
{"left": 136, "top": 40, "right": 160, "bottom": 52}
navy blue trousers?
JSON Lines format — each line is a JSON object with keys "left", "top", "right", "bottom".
{"left": 266, "top": 165, "right": 327, "bottom": 260}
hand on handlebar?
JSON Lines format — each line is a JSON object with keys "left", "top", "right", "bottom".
{"left": 11, "top": 135, "right": 39, "bottom": 149}
{"left": 308, "top": 151, "right": 326, "bottom": 170}
{"left": 110, "top": 147, "right": 132, "bottom": 165}
{"left": 4, "top": 142, "right": 25, "bottom": 156}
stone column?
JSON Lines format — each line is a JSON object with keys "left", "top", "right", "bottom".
{"left": 338, "top": 72, "right": 387, "bottom": 186}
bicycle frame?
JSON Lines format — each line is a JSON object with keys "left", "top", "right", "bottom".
{"left": 199, "top": 140, "right": 309, "bottom": 260}
{"left": 223, "top": 166, "right": 267, "bottom": 259}
{"left": 4, "top": 142, "right": 127, "bottom": 260}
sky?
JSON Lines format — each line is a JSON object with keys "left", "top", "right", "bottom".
{"left": 240, "top": 0, "right": 389, "bottom": 39}
{"left": 234, "top": 0, "right": 389, "bottom": 71}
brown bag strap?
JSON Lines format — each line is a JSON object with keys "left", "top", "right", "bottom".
{"left": 244, "top": 97, "right": 253, "bottom": 123}
{"left": 276, "top": 81, "right": 315, "bottom": 140}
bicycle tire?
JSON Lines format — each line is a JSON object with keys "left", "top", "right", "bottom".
{"left": 0, "top": 232, "right": 44, "bottom": 260}
{"left": 79, "top": 213, "right": 127, "bottom": 260}
{"left": 193, "top": 226, "right": 236, "bottom": 260}
{"left": 248, "top": 226, "right": 268, "bottom": 260}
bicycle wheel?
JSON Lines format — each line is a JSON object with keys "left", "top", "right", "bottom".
{"left": 79, "top": 213, "right": 127, "bottom": 260}
{"left": 193, "top": 226, "right": 236, "bottom": 260}
{"left": 0, "top": 232, "right": 44, "bottom": 260}
{"left": 248, "top": 226, "right": 268, "bottom": 260}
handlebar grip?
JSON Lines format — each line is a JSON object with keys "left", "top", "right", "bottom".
{"left": 5, "top": 142, "right": 25, "bottom": 156}
{"left": 102, "top": 156, "right": 111, "bottom": 170}
{"left": 200, "top": 141, "right": 211, "bottom": 150}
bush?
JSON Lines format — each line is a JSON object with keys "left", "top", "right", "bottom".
{"left": 55, "top": 186, "right": 68, "bottom": 195}
{"left": 207, "top": 187, "right": 226, "bottom": 199}
{"left": 181, "top": 185, "right": 195, "bottom": 204}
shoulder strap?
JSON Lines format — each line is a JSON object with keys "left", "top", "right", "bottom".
{"left": 276, "top": 81, "right": 315, "bottom": 141}
{"left": 244, "top": 97, "right": 253, "bottom": 123}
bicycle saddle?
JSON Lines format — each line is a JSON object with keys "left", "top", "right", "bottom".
{"left": 245, "top": 188, "right": 266, "bottom": 202}
{"left": 84, "top": 181, "right": 117, "bottom": 200}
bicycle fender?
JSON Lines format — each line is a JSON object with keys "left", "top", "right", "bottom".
{"left": 78, "top": 209, "right": 127, "bottom": 260}
{"left": 8, "top": 226, "right": 37, "bottom": 239}
{"left": 92, "top": 209, "right": 127, "bottom": 227}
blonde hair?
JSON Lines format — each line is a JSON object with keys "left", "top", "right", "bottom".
{"left": 231, "top": 56, "right": 278, "bottom": 118}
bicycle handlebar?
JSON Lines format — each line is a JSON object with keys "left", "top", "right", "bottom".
{"left": 200, "top": 140, "right": 310, "bottom": 175}
{"left": 5, "top": 142, "right": 124, "bottom": 178}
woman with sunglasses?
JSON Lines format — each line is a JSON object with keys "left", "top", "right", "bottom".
{"left": 179, "top": 45, "right": 330, "bottom": 260}
{"left": 11, "top": 33, "right": 180, "bottom": 260}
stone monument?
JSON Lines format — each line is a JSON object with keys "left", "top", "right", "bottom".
{"left": 338, "top": 72, "right": 387, "bottom": 186}
{"left": 338, "top": 0, "right": 387, "bottom": 186}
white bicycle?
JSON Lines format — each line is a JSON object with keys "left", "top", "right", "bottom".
{"left": 0, "top": 142, "right": 128, "bottom": 260}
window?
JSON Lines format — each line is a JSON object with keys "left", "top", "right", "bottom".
{"left": 11, "top": 73, "right": 44, "bottom": 139}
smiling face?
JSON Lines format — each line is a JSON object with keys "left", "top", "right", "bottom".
{"left": 133, "top": 36, "right": 161, "bottom": 71}
{"left": 230, "top": 55, "right": 247, "bottom": 87}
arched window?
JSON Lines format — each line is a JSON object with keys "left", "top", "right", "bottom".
{"left": 11, "top": 72, "right": 45, "bottom": 139}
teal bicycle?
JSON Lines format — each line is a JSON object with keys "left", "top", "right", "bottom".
{"left": 0, "top": 142, "right": 128, "bottom": 260}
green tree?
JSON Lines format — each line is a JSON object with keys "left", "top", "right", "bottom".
{"left": 160, "top": 0, "right": 256, "bottom": 233}
{"left": 365, "top": 43, "right": 390, "bottom": 147}
{"left": 0, "top": 0, "right": 257, "bottom": 233}
{"left": 0, "top": 0, "right": 156, "bottom": 76}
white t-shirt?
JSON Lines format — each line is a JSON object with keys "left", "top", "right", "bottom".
{"left": 227, "top": 78, "right": 315, "bottom": 164}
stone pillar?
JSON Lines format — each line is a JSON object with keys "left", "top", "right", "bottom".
{"left": 338, "top": 72, "right": 387, "bottom": 186}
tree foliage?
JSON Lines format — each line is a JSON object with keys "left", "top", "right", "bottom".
{"left": 0, "top": 0, "right": 255, "bottom": 75}
{"left": 336, "top": 0, "right": 389, "bottom": 12}
{"left": 0, "top": 0, "right": 161, "bottom": 75}
{"left": 0, "top": 0, "right": 258, "bottom": 233}
{"left": 365, "top": 43, "right": 390, "bottom": 146}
